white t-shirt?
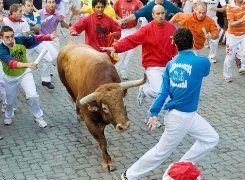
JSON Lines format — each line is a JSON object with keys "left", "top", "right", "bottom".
{"left": 3, "top": 17, "right": 30, "bottom": 37}
{"left": 201, "top": 0, "right": 226, "bottom": 18}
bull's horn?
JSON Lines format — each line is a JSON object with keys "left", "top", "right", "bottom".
{"left": 119, "top": 74, "right": 147, "bottom": 90}
{"left": 79, "top": 92, "right": 96, "bottom": 105}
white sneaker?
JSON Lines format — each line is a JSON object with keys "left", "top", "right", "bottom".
{"left": 120, "top": 70, "right": 128, "bottom": 80}
{"left": 224, "top": 77, "right": 232, "bottom": 83}
{"left": 34, "top": 117, "right": 47, "bottom": 128}
{"left": 4, "top": 118, "right": 13, "bottom": 125}
{"left": 137, "top": 86, "right": 146, "bottom": 106}
{"left": 209, "top": 58, "right": 217, "bottom": 63}
{"left": 238, "top": 67, "right": 245, "bottom": 74}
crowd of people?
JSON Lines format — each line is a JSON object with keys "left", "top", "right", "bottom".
{"left": 0, "top": 0, "right": 244, "bottom": 179}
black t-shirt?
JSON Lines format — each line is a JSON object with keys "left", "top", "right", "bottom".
{"left": 3, "top": 0, "right": 22, "bottom": 10}
{"left": 33, "top": 0, "right": 43, "bottom": 10}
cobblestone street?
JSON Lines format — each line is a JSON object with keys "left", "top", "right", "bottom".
{"left": 0, "top": 33, "right": 245, "bottom": 180}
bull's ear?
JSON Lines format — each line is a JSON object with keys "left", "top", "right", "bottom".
{"left": 88, "top": 105, "right": 99, "bottom": 112}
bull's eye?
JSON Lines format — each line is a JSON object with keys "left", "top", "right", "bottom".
{"left": 102, "top": 104, "right": 109, "bottom": 113}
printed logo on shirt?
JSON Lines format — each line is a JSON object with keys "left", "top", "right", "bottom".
{"left": 169, "top": 63, "right": 192, "bottom": 88}
{"left": 11, "top": 49, "right": 24, "bottom": 62}
{"left": 96, "top": 24, "right": 108, "bottom": 39}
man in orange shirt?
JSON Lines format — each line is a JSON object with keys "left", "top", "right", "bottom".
{"left": 170, "top": 2, "right": 219, "bottom": 54}
{"left": 223, "top": 0, "right": 245, "bottom": 82}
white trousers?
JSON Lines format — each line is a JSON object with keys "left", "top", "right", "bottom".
{"left": 126, "top": 109, "right": 219, "bottom": 180}
{"left": 27, "top": 43, "right": 54, "bottom": 82}
{"left": 142, "top": 67, "right": 165, "bottom": 98}
{"left": 0, "top": 63, "right": 6, "bottom": 103}
{"left": 4, "top": 70, "right": 43, "bottom": 119}
{"left": 223, "top": 33, "right": 245, "bottom": 78}
{"left": 42, "top": 39, "right": 60, "bottom": 62}
{"left": 115, "top": 27, "right": 137, "bottom": 74}
{"left": 208, "top": 16, "right": 220, "bottom": 60}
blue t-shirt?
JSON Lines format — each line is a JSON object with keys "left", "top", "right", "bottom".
{"left": 150, "top": 50, "right": 210, "bottom": 116}
{"left": 23, "top": 12, "right": 41, "bottom": 48}
{"left": 134, "top": 0, "right": 181, "bottom": 21}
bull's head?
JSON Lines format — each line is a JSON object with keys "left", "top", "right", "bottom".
{"left": 79, "top": 74, "right": 146, "bottom": 132}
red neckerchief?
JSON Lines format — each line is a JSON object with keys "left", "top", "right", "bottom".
{"left": 7, "top": 15, "right": 24, "bottom": 22}
{"left": 45, "top": 8, "right": 55, "bottom": 15}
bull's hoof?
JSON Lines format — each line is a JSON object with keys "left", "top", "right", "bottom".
{"left": 101, "top": 161, "right": 115, "bottom": 171}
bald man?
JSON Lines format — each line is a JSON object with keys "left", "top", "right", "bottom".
{"left": 102, "top": 5, "right": 177, "bottom": 126}
{"left": 170, "top": 2, "right": 219, "bottom": 58}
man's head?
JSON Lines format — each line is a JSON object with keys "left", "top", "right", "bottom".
{"left": 92, "top": 0, "right": 106, "bottom": 16}
{"left": 0, "top": 26, "right": 15, "bottom": 48}
{"left": 154, "top": 0, "right": 164, "bottom": 5}
{"left": 194, "top": 2, "right": 207, "bottom": 21}
{"left": 173, "top": 28, "right": 193, "bottom": 51}
{"left": 45, "top": 0, "right": 56, "bottom": 11}
{"left": 22, "top": 0, "right": 34, "bottom": 14}
{"left": 9, "top": 4, "right": 23, "bottom": 20}
{"left": 0, "top": 0, "right": 3, "bottom": 12}
{"left": 152, "top": 5, "right": 165, "bottom": 25}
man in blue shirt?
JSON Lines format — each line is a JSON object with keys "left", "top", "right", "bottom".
{"left": 121, "top": 28, "right": 219, "bottom": 180}
{"left": 118, "top": 0, "right": 181, "bottom": 25}
{"left": 22, "top": 0, "right": 56, "bottom": 89}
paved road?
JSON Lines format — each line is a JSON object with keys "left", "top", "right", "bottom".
{"left": 0, "top": 32, "right": 245, "bottom": 180}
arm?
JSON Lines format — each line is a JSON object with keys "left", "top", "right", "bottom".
{"left": 113, "top": 27, "right": 144, "bottom": 53}
{"left": 119, "top": 14, "right": 136, "bottom": 25}
{"left": 0, "top": 46, "right": 37, "bottom": 69}
{"left": 30, "top": 15, "right": 41, "bottom": 33}
{"left": 228, "top": 15, "right": 245, "bottom": 27}
{"left": 147, "top": 65, "right": 170, "bottom": 130}
{"left": 69, "top": 17, "right": 87, "bottom": 35}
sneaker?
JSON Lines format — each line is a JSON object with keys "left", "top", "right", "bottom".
{"left": 137, "top": 86, "right": 146, "bottom": 106}
{"left": 238, "top": 67, "right": 245, "bottom": 74}
{"left": 34, "top": 117, "right": 47, "bottom": 128}
{"left": 120, "top": 70, "right": 128, "bottom": 80}
{"left": 121, "top": 171, "right": 128, "bottom": 180}
{"left": 209, "top": 58, "right": 217, "bottom": 63}
{"left": 224, "top": 77, "right": 232, "bottom": 83}
{"left": 41, "top": 81, "right": 55, "bottom": 89}
{"left": 1, "top": 104, "right": 16, "bottom": 113}
{"left": 0, "top": 136, "right": 3, "bottom": 140}
{"left": 4, "top": 118, "right": 13, "bottom": 125}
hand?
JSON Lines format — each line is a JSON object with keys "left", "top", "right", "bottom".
{"left": 147, "top": 116, "right": 158, "bottom": 131}
{"left": 28, "top": 63, "right": 38, "bottom": 70}
{"left": 100, "top": 47, "right": 116, "bottom": 56}
{"left": 205, "top": 33, "right": 211, "bottom": 41}
{"left": 70, "top": 31, "right": 78, "bottom": 36}
{"left": 69, "top": 5, "right": 77, "bottom": 14}
{"left": 50, "top": 31, "right": 59, "bottom": 40}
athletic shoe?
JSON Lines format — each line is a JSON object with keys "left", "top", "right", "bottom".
{"left": 238, "top": 67, "right": 245, "bottom": 74}
{"left": 121, "top": 171, "right": 128, "bottom": 180}
{"left": 137, "top": 86, "right": 146, "bottom": 106}
{"left": 0, "top": 136, "right": 3, "bottom": 140}
{"left": 224, "top": 77, "right": 232, "bottom": 83}
{"left": 4, "top": 118, "right": 13, "bottom": 125}
{"left": 41, "top": 81, "right": 55, "bottom": 89}
{"left": 34, "top": 117, "right": 47, "bottom": 128}
{"left": 209, "top": 58, "right": 217, "bottom": 63}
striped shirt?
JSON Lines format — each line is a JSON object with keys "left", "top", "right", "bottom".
{"left": 226, "top": 2, "right": 245, "bottom": 36}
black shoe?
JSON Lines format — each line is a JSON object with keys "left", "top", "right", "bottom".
{"left": 121, "top": 171, "right": 128, "bottom": 180}
{"left": 42, "top": 81, "right": 55, "bottom": 89}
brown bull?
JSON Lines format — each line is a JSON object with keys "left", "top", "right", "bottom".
{"left": 57, "top": 41, "right": 146, "bottom": 171}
